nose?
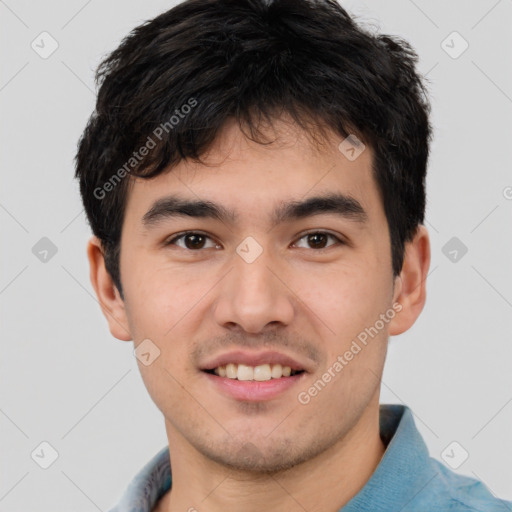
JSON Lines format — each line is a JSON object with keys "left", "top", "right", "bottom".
{"left": 213, "top": 241, "right": 295, "bottom": 334}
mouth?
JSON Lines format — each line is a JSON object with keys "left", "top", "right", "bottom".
{"left": 199, "top": 351, "right": 310, "bottom": 401}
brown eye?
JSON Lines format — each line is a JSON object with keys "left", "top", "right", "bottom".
{"left": 166, "top": 232, "right": 218, "bottom": 250}
{"left": 294, "top": 232, "right": 342, "bottom": 250}
{"left": 184, "top": 233, "right": 206, "bottom": 249}
{"left": 307, "top": 233, "right": 328, "bottom": 249}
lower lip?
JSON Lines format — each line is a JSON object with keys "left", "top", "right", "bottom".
{"left": 202, "top": 371, "right": 306, "bottom": 401}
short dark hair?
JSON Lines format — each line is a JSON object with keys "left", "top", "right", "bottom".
{"left": 75, "top": 0, "right": 432, "bottom": 299}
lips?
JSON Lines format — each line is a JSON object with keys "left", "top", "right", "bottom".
{"left": 198, "top": 349, "right": 313, "bottom": 401}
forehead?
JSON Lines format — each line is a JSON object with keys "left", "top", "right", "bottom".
{"left": 123, "top": 116, "right": 383, "bottom": 229}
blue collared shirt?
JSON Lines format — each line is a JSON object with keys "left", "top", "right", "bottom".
{"left": 108, "top": 404, "right": 511, "bottom": 511}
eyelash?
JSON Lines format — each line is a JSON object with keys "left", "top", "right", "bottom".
{"left": 164, "top": 231, "right": 345, "bottom": 251}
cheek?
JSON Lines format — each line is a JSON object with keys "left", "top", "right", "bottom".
{"left": 123, "top": 254, "right": 208, "bottom": 341}
{"left": 297, "top": 260, "right": 391, "bottom": 332}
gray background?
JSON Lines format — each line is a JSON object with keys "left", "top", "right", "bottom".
{"left": 1, "top": 0, "right": 511, "bottom": 510}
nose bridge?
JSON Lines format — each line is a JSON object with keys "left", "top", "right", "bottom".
{"left": 232, "top": 235, "right": 278, "bottom": 302}
{"left": 214, "top": 235, "right": 294, "bottom": 332}
{"left": 236, "top": 245, "right": 272, "bottom": 292}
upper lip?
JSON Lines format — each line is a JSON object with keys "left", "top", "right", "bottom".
{"left": 200, "top": 350, "right": 312, "bottom": 373}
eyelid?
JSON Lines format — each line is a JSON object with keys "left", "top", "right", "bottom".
{"left": 292, "top": 230, "right": 346, "bottom": 248}
{"left": 164, "top": 230, "right": 219, "bottom": 248}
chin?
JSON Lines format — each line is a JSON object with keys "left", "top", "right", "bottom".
{"left": 199, "top": 436, "right": 327, "bottom": 475}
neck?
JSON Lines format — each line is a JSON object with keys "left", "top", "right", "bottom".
{"left": 159, "top": 399, "right": 385, "bottom": 512}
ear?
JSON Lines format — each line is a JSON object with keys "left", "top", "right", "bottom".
{"left": 388, "top": 225, "right": 431, "bottom": 336}
{"left": 87, "top": 236, "right": 132, "bottom": 341}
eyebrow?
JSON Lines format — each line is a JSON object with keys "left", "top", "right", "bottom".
{"left": 141, "top": 192, "right": 368, "bottom": 229}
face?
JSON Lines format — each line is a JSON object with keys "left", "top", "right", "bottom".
{"left": 91, "top": 116, "right": 427, "bottom": 474}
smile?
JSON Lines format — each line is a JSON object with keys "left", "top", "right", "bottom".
{"left": 205, "top": 363, "right": 304, "bottom": 381}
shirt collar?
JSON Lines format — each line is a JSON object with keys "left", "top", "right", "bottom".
{"left": 109, "top": 404, "right": 434, "bottom": 512}
{"left": 342, "top": 404, "right": 438, "bottom": 511}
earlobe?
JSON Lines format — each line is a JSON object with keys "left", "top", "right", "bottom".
{"left": 388, "top": 225, "right": 431, "bottom": 336}
{"left": 87, "top": 236, "right": 132, "bottom": 341}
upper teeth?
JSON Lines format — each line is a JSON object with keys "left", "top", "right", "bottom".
{"left": 213, "top": 363, "right": 295, "bottom": 381}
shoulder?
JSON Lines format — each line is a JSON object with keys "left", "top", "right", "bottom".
{"left": 427, "top": 458, "right": 512, "bottom": 512}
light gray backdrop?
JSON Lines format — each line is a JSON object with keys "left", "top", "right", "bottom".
{"left": 1, "top": 0, "right": 511, "bottom": 510}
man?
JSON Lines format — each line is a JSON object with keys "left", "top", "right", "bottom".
{"left": 75, "top": 0, "right": 512, "bottom": 510}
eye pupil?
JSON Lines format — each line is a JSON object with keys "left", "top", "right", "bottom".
{"left": 186, "top": 234, "right": 205, "bottom": 249}
{"left": 308, "top": 233, "right": 327, "bottom": 248}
